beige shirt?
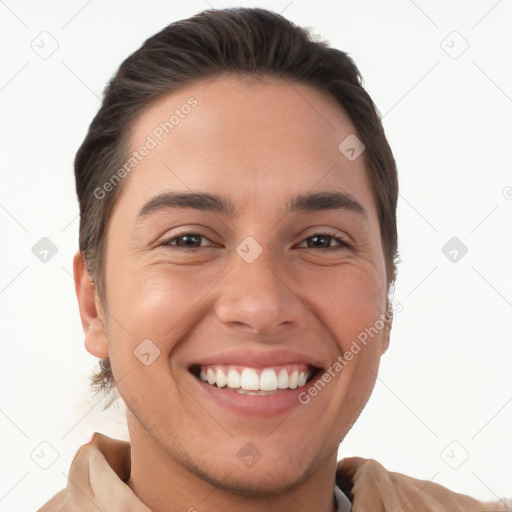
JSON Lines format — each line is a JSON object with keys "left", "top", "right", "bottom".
{"left": 39, "top": 432, "right": 511, "bottom": 512}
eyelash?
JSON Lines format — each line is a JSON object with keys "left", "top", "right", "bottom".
{"left": 159, "top": 231, "right": 352, "bottom": 252}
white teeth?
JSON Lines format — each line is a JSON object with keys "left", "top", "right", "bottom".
{"left": 215, "top": 368, "right": 227, "bottom": 388}
{"left": 277, "top": 368, "right": 289, "bottom": 389}
{"left": 240, "top": 368, "right": 259, "bottom": 391}
{"left": 259, "top": 368, "right": 278, "bottom": 391}
{"left": 289, "top": 370, "right": 298, "bottom": 389}
{"left": 197, "top": 365, "right": 313, "bottom": 392}
{"left": 227, "top": 368, "right": 240, "bottom": 388}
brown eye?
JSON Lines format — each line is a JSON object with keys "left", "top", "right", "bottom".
{"left": 176, "top": 234, "right": 202, "bottom": 247}
{"left": 299, "top": 233, "right": 351, "bottom": 251}
{"left": 307, "top": 235, "right": 333, "bottom": 249}
{"left": 162, "top": 233, "right": 211, "bottom": 248}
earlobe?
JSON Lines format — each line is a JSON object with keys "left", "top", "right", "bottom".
{"left": 73, "top": 251, "right": 109, "bottom": 359}
{"left": 381, "top": 323, "right": 391, "bottom": 355}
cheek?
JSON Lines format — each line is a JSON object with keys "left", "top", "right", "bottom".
{"left": 103, "top": 266, "right": 206, "bottom": 410}
{"left": 105, "top": 263, "right": 221, "bottom": 361}
{"left": 299, "top": 262, "right": 387, "bottom": 353}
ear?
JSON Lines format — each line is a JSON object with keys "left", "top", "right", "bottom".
{"left": 73, "top": 251, "right": 109, "bottom": 359}
{"left": 380, "top": 301, "right": 393, "bottom": 355}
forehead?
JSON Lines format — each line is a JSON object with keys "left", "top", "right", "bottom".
{"left": 118, "top": 74, "right": 377, "bottom": 220}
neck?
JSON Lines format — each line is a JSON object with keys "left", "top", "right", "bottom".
{"left": 126, "top": 415, "right": 339, "bottom": 512}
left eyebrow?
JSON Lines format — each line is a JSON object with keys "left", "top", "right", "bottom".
{"left": 136, "top": 190, "right": 368, "bottom": 222}
{"left": 286, "top": 191, "right": 368, "bottom": 221}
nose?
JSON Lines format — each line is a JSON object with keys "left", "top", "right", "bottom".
{"left": 214, "top": 245, "right": 306, "bottom": 337}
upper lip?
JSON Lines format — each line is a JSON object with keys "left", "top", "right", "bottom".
{"left": 188, "top": 349, "right": 325, "bottom": 370}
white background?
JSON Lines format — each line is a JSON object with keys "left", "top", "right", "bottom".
{"left": 0, "top": 0, "right": 511, "bottom": 510}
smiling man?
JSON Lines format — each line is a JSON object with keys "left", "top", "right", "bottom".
{"left": 39, "top": 7, "right": 510, "bottom": 512}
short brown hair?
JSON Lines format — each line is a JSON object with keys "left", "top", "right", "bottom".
{"left": 75, "top": 7, "right": 399, "bottom": 403}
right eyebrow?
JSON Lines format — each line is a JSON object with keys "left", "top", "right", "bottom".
{"left": 137, "top": 192, "right": 239, "bottom": 221}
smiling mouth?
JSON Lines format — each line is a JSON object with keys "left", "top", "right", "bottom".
{"left": 189, "top": 364, "right": 320, "bottom": 395}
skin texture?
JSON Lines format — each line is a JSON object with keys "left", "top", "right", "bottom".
{"left": 74, "top": 75, "right": 392, "bottom": 512}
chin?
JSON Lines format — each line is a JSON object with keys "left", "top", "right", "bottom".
{"left": 189, "top": 458, "right": 312, "bottom": 498}
{"left": 151, "top": 430, "right": 315, "bottom": 497}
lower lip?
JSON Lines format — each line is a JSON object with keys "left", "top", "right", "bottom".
{"left": 188, "top": 370, "right": 323, "bottom": 417}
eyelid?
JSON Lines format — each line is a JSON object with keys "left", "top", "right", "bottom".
{"left": 159, "top": 232, "right": 219, "bottom": 249}
{"left": 298, "top": 226, "right": 353, "bottom": 244}
{"left": 156, "top": 225, "right": 220, "bottom": 246}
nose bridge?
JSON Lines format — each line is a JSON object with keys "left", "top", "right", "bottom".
{"left": 214, "top": 241, "right": 303, "bottom": 333}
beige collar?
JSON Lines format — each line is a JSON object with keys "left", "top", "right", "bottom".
{"left": 39, "top": 432, "right": 510, "bottom": 512}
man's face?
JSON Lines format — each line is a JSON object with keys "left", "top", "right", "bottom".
{"left": 85, "top": 75, "right": 391, "bottom": 493}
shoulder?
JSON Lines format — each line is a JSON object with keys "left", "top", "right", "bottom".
{"left": 38, "top": 433, "right": 136, "bottom": 511}
{"left": 336, "top": 456, "right": 510, "bottom": 511}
